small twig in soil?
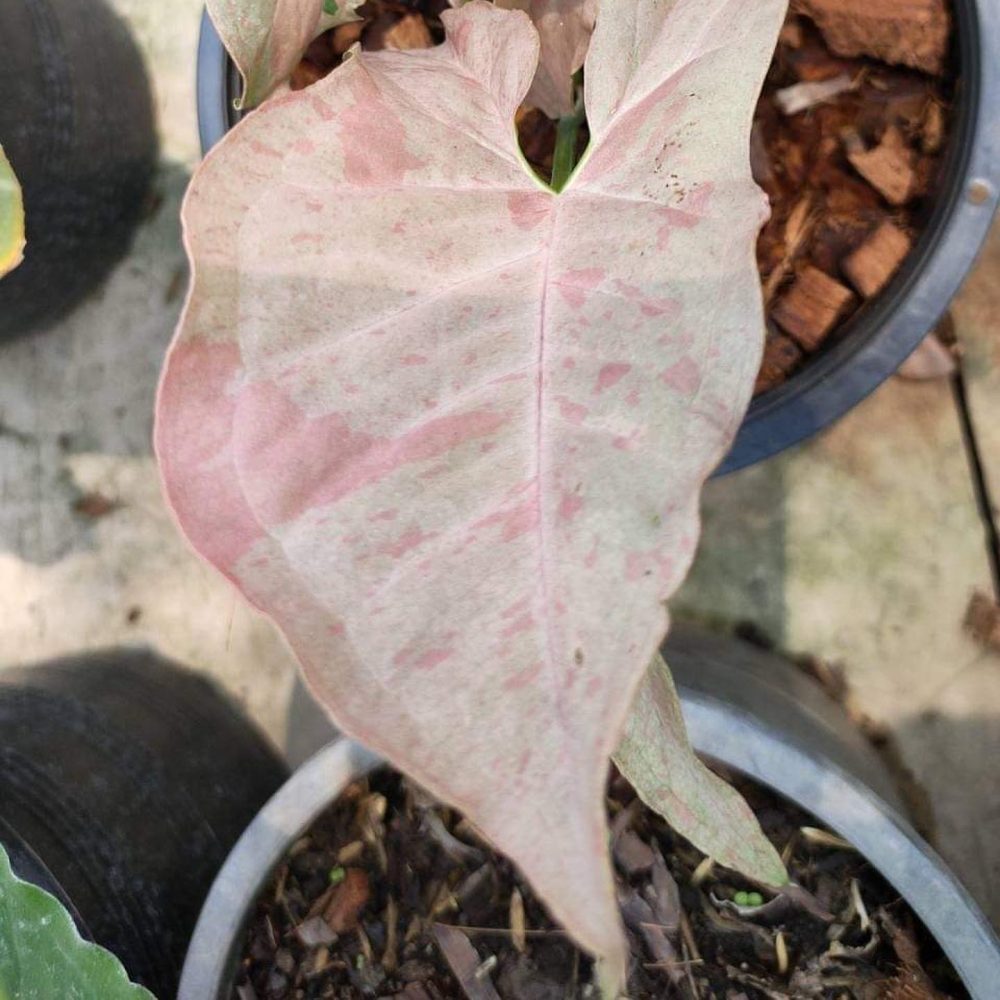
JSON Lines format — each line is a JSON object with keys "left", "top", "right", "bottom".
{"left": 442, "top": 923, "right": 569, "bottom": 939}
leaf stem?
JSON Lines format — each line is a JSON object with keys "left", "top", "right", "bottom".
{"left": 550, "top": 98, "right": 586, "bottom": 193}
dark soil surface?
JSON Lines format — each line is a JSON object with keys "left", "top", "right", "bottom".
{"left": 232, "top": 766, "right": 966, "bottom": 999}
{"left": 287, "top": 0, "right": 957, "bottom": 400}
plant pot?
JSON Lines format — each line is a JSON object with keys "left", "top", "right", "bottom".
{"left": 0, "top": 648, "right": 289, "bottom": 998}
{"left": 193, "top": 2, "right": 999, "bottom": 473}
{"left": 0, "top": 0, "right": 156, "bottom": 339}
{"left": 178, "top": 623, "right": 1000, "bottom": 999}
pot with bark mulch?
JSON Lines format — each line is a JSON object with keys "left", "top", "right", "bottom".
{"left": 178, "top": 624, "right": 1000, "bottom": 999}
{"left": 195, "top": 0, "right": 999, "bottom": 473}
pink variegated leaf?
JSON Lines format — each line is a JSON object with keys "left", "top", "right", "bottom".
{"left": 156, "top": 0, "right": 785, "bottom": 985}
{"left": 614, "top": 654, "right": 787, "bottom": 886}
{"left": 495, "top": 0, "right": 596, "bottom": 119}
{"left": 207, "top": 0, "right": 363, "bottom": 109}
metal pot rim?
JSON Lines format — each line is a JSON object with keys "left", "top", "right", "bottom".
{"left": 178, "top": 697, "right": 1000, "bottom": 1000}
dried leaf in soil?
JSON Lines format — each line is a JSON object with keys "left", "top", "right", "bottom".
{"left": 615, "top": 654, "right": 787, "bottom": 888}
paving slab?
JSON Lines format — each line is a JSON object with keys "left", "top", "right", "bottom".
{"left": 678, "top": 220, "right": 1000, "bottom": 924}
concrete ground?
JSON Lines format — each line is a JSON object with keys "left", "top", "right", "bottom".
{"left": 2, "top": 0, "right": 999, "bottom": 929}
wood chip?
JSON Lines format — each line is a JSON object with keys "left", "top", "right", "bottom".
{"left": 847, "top": 126, "right": 916, "bottom": 206}
{"left": 795, "top": 0, "right": 950, "bottom": 75}
{"left": 432, "top": 924, "right": 502, "bottom": 1000}
{"left": 772, "top": 266, "right": 854, "bottom": 349}
{"left": 964, "top": 591, "right": 1000, "bottom": 653}
{"left": 379, "top": 13, "right": 434, "bottom": 51}
{"left": 922, "top": 100, "right": 947, "bottom": 155}
{"left": 843, "top": 221, "right": 912, "bottom": 297}
{"left": 755, "top": 333, "right": 804, "bottom": 394}
{"left": 775, "top": 73, "right": 854, "bottom": 115}
{"left": 330, "top": 21, "right": 363, "bottom": 57}
{"left": 323, "top": 867, "right": 370, "bottom": 933}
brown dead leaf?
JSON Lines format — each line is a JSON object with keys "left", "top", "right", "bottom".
{"left": 613, "top": 829, "right": 656, "bottom": 877}
{"left": 323, "top": 868, "right": 370, "bottom": 933}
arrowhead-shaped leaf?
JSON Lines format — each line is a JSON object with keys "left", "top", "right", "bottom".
{"left": 0, "top": 844, "right": 153, "bottom": 1000}
{"left": 157, "top": 0, "right": 784, "bottom": 983}
{"left": 0, "top": 145, "right": 25, "bottom": 278}
{"left": 495, "top": 0, "right": 596, "bottom": 119}
{"left": 614, "top": 654, "right": 788, "bottom": 887}
{"left": 207, "top": 0, "right": 363, "bottom": 109}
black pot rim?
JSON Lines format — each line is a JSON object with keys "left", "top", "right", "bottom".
{"left": 177, "top": 682, "right": 1000, "bottom": 999}
{"left": 194, "top": 2, "right": 1000, "bottom": 473}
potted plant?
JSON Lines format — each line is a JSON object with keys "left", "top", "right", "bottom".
{"left": 155, "top": 1, "right": 996, "bottom": 994}
{"left": 177, "top": 625, "right": 1000, "bottom": 997}
{"left": 194, "top": 0, "right": 1000, "bottom": 471}
{"left": 0, "top": 841, "right": 152, "bottom": 999}
{"left": 0, "top": 649, "right": 289, "bottom": 998}
{"left": 0, "top": 0, "right": 156, "bottom": 339}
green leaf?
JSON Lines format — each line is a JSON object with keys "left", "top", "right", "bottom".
{"left": 0, "top": 844, "right": 155, "bottom": 1000}
{"left": 0, "top": 145, "right": 25, "bottom": 278}
{"left": 614, "top": 653, "right": 789, "bottom": 888}
{"left": 323, "top": 0, "right": 339, "bottom": 14}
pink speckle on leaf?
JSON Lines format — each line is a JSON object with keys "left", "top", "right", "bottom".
{"left": 501, "top": 612, "right": 534, "bottom": 638}
{"left": 379, "top": 525, "right": 436, "bottom": 559}
{"left": 659, "top": 357, "right": 702, "bottom": 395}
{"left": 558, "top": 492, "right": 584, "bottom": 522}
{"left": 502, "top": 661, "right": 544, "bottom": 691}
{"left": 556, "top": 396, "right": 588, "bottom": 425}
{"left": 340, "top": 74, "right": 425, "bottom": 186}
{"left": 594, "top": 363, "right": 631, "bottom": 394}
{"left": 393, "top": 632, "right": 458, "bottom": 672}
{"left": 507, "top": 191, "right": 549, "bottom": 231}
{"left": 557, "top": 268, "right": 605, "bottom": 310}
{"left": 235, "top": 379, "right": 507, "bottom": 525}
{"left": 157, "top": 339, "right": 266, "bottom": 571}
